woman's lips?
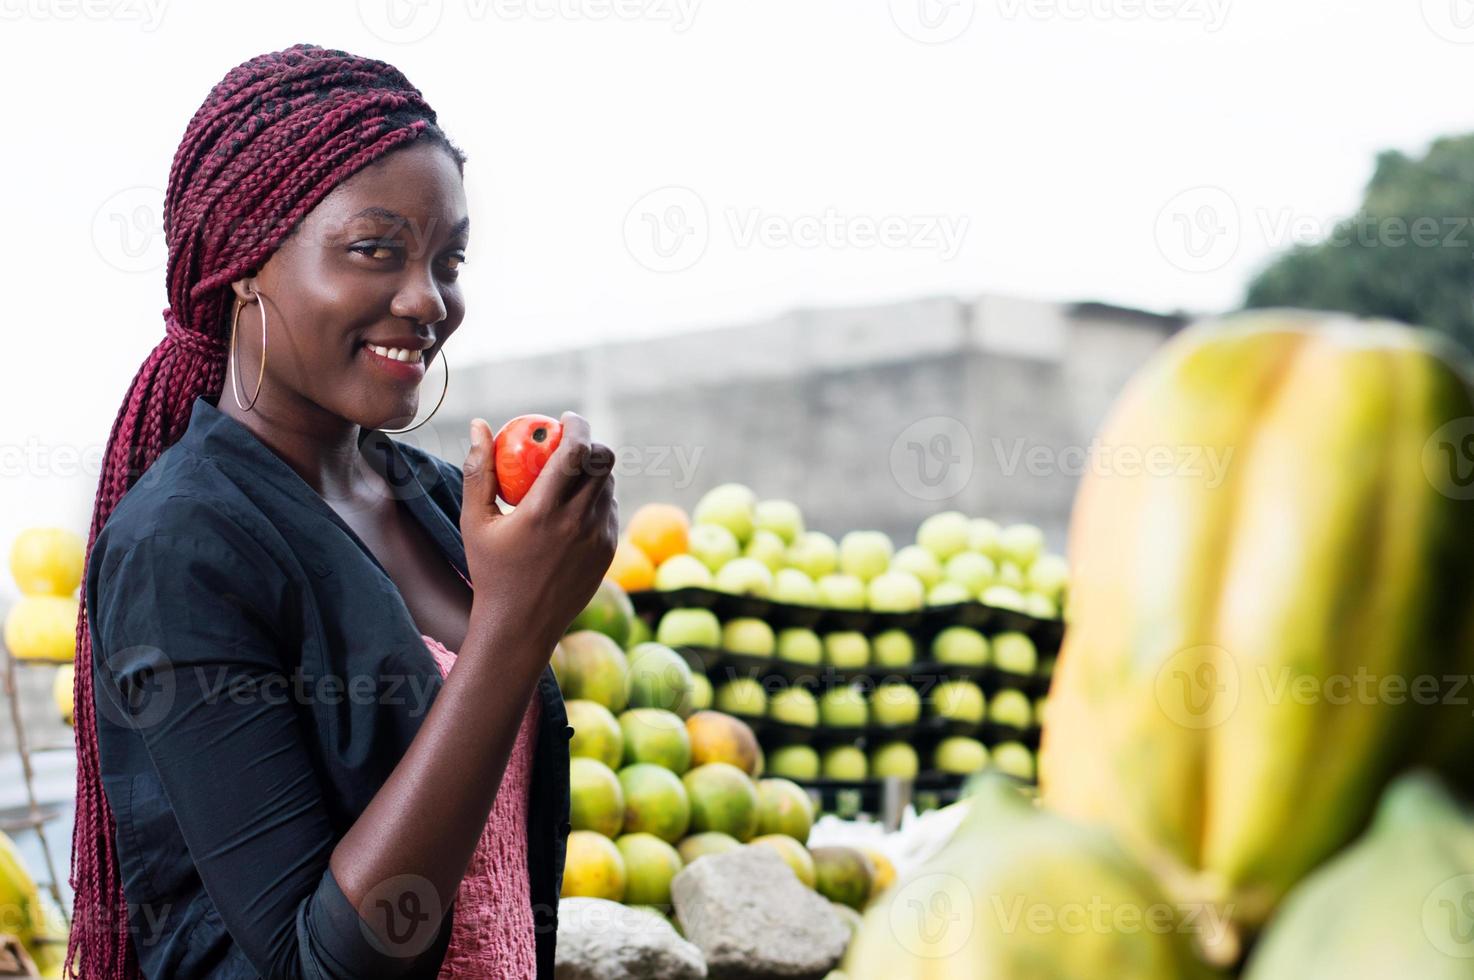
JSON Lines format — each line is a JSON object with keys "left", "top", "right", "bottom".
{"left": 358, "top": 343, "right": 428, "bottom": 382}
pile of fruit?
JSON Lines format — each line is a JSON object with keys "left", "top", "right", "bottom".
{"left": 600, "top": 491, "right": 1067, "bottom": 808}
{"left": 4, "top": 528, "right": 83, "bottom": 729}
{"left": 839, "top": 310, "right": 1474, "bottom": 978}
{"left": 551, "top": 611, "right": 897, "bottom": 922}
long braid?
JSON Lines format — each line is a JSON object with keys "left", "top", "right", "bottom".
{"left": 68, "top": 43, "right": 464, "bottom": 979}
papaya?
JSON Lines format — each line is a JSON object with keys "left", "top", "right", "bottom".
{"left": 842, "top": 775, "right": 1223, "bottom": 979}
{"left": 1244, "top": 770, "right": 1474, "bottom": 979}
{"left": 1040, "top": 310, "right": 1474, "bottom": 959}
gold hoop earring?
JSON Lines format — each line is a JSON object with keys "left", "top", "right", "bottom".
{"left": 230, "top": 294, "right": 267, "bottom": 412}
{"left": 380, "top": 348, "right": 450, "bottom": 434}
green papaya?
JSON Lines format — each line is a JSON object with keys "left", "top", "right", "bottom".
{"left": 1245, "top": 770, "right": 1474, "bottom": 979}
{"left": 1040, "top": 311, "right": 1474, "bottom": 957}
{"left": 842, "top": 776, "right": 1223, "bottom": 980}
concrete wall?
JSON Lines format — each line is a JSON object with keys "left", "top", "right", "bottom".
{"left": 415, "top": 293, "right": 1185, "bottom": 551}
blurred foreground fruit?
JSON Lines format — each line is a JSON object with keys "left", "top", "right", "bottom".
{"left": 1042, "top": 311, "right": 1474, "bottom": 952}
{"left": 493, "top": 413, "right": 562, "bottom": 506}
{"left": 844, "top": 776, "right": 1222, "bottom": 979}
{"left": 1244, "top": 770, "right": 1474, "bottom": 980}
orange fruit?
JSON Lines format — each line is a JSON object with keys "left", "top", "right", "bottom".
{"left": 627, "top": 504, "right": 690, "bottom": 566}
{"left": 608, "top": 537, "right": 656, "bottom": 592}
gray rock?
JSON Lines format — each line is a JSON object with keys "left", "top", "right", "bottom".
{"left": 556, "top": 898, "right": 707, "bottom": 980}
{"left": 672, "top": 847, "right": 850, "bottom": 980}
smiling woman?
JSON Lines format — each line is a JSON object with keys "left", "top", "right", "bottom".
{"left": 71, "top": 42, "right": 613, "bottom": 980}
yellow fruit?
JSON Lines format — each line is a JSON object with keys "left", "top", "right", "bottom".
{"left": 560, "top": 830, "right": 627, "bottom": 901}
{"left": 607, "top": 537, "right": 657, "bottom": 593}
{"left": 8, "top": 528, "right": 84, "bottom": 597}
{"left": 3, "top": 596, "right": 78, "bottom": 662}
{"left": 857, "top": 847, "right": 895, "bottom": 898}
{"left": 53, "top": 666, "right": 74, "bottom": 727}
{"left": 845, "top": 776, "right": 1222, "bottom": 979}
{"left": 627, "top": 504, "right": 691, "bottom": 567}
{"left": 1041, "top": 311, "right": 1474, "bottom": 958}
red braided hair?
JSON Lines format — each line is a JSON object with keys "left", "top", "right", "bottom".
{"left": 68, "top": 43, "right": 465, "bottom": 979}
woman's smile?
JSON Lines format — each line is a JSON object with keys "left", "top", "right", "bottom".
{"left": 358, "top": 338, "right": 431, "bottom": 382}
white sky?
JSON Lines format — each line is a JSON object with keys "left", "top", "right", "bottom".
{"left": 3, "top": 0, "right": 1473, "bottom": 593}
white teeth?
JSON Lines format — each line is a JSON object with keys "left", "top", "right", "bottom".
{"left": 366, "top": 343, "right": 423, "bottom": 364}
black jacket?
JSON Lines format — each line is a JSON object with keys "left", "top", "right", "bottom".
{"left": 86, "top": 394, "right": 571, "bottom": 979}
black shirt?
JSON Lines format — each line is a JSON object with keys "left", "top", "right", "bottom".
{"left": 86, "top": 394, "right": 571, "bottom": 979}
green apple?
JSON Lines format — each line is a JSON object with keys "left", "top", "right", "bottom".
{"left": 754, "top": 499, "right": 804, "bottom": 545}
{"left": 980, "top": 585, "right": 1028, "bottom": 612}
{"left": 944, "top": 551, "right": 997, "bottom": 596}
{"left": 626, "top": 615, "right": 652, "bottom": 650}
{"left": 1027, "top": 553, "right": 1069, "bottom": 601}
{"left": 933, "top": 736, "right": 988, "bottom": 775}
{"left": 838, "top": 530, "right": 894, "bottom": 582}
{"left": 776, "top": 628, "right": 823, "bottom": 665}
{"left": 771, "top": 568, "right": 820, "bottom": 606}
{"left": 988, "top": 689, "right": 1033, "bottom": 729}
{"left": 821, "top": 745, "right": 868, "bottom": 780}
{"left": 714, "top": 677, "right": 768, "bottom": 718}
{"left": 916, "top": 511, "right": 971, "bottom": 561}
{"left": 687, "top": 522, "right": 740, "bottom": 573}
{"left": 932, "top": 626, "right": 989, "bottom": 666}
{"left": 689, "top": 673, "right": 713, "bottom": 711}
{"left": 931, "top": 680, "right": 985, "bottom": 724}
{"left": 823, "top": 632, "right": 870, "bottom": 668}
{"left": 991, "top": 632, "right": 1038, "bottom": 675}
{"left": 722, "top": 617, "right": 776, "bottom": 657}
{"left": 819, "top": 686, "right": 868, "bottom": 728}
{"left": 926, "top": 582, "right": 972, "bottom": 606}
{"left": 871, "top": 629, "right": 915, "bottom": 668}
{"left": 713, "top": 557, "right": 774, "bottom": 597}
{"left": 869, "top": 741, "right": 919, "bottom": 779}
{"left": 870, "top": 683, "right": 921, "bottom": 726}
{"left": 815, "top": 573, "right": 866, "bottom": 610}
{"left": 625, "top": 643, "right": 694, "bottom": 714}
{"left": 966, "top": 518, "right": 1003, "bottom": 559}
{"left": 990, "top": 740, "right": 1036, "bottom": 781}
{"left": 769, "top": 687, "right": 819, "bottom": 728}
{"left": 1033, "top": 696, "right": 1049, "bottom": 727}
{"left": 768, "top": 744, "right": 820, "bottom": 780}
{"left": 997, "top": 561, "right": 1026, "bottom": 590}
{"left": 655, "top": 554, "right": 714, "bottom": 591}
{"left": 1022, "top": 592, "right": 1058, "bottom": 620}
{"left": 866, "top": 570, "right": 925, "bottom": 613}
{"left": 693, "top": 483, "right": 757, "bottom": 545}
{"left": 999, "top": 524, "right": 1045, "bottom": 568}
{"left": 891, "top": 545, "right": 943, "bottom": 589}
{"left": 655, "top": 608, "right": 721, "bottom": 648}
{"left": 785, "top": 531, "right": 838, "bottom": 579}
{"left": 744, "top": 529, "right": 788, "bottom": 572}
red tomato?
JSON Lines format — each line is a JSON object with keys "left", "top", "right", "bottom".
{"left": 493, "top": 414, "right": 563, "bottom": 506}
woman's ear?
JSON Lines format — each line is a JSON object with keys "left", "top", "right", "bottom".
{"left": 228, "top": 275, "right": 261, "bottom": 305}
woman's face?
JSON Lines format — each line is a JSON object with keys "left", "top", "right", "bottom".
{"left": 234, "top": 141, "right": 469, "bottom": 433}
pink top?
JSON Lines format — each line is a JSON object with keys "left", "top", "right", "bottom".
{"left": 422, "top": 631, "right": 542, "bottom": 979}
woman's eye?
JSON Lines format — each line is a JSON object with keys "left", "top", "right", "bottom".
{"left": 352, "top": 242, "right": 400, "bottom": 261}
{"left": 443, "top": 253, "right": 466, "bottom": 273}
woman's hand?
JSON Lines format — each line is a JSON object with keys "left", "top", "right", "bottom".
{"left": 459, "top": 412, "right": 618, "bottom": 650}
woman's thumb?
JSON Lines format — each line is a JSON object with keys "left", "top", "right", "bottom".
{"left": 462, "top": 418, "right": 499, "bottom": 518}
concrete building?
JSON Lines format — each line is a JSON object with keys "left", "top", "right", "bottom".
{"left": 411, "top": 293, "right": 1188, "bottom": 550}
